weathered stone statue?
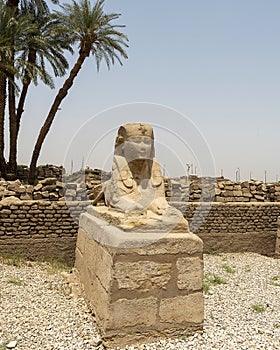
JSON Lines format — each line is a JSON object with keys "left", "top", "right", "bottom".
{"left": 103, "top": 123, "right": 167, "bottom": 213}
{"left": 76, "top": 122, "right": 203, "bottom": 347}
{"left": 95, "top": 122, "right": 189, "bottom": 231}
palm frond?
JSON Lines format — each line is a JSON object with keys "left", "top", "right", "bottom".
{"left": 56, "top": 0, "right": 128, "bottom": 70}
{"left": 14, "top": 0, "right": 72, "bottom": 87}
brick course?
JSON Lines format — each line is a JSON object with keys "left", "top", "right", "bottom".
{"left": 1, "top": 200, "right": 279, "bottom": 263}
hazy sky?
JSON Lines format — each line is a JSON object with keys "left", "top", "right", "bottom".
{"left": 15, "top": 0, "right": 280, "bottom": 181}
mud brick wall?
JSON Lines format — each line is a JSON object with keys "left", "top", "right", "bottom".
{"left": 172, "top": 202, "right": 280, "bottom": 255}
{"left": 1, "top": 200, "right": 280, "bottom": 264}
{"left": 0, "top": 200, "right": 88, "bottom": 264}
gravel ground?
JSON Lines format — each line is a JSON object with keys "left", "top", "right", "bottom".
{"left": 0, "top": 252, "right": 280, "bottom": 350}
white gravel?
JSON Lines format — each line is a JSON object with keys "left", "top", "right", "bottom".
{"left": 1, "top": 252, "right": 280, "bottom": 350}
{"left": 0, "top": 259, "right": 103, "bottom": 350}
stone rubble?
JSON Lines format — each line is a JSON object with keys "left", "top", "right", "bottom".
{"left": 16, "top": 165, "right": 64, "bottom": 182}
{"left": 168, "top": 176, "right": 280, "bottom": 203}
{"left": 0, "top": 253, "right": 279, "bottom": 349}
{"left": 0, "top": 168, "right": 105, "bottom": 202}
{"left": 3, "top": 166, "right": 280, "bottom": 204}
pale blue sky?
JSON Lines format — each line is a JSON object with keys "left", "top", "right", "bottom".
{"left": 16, "top": 0, "right": 280, "bottom": 181}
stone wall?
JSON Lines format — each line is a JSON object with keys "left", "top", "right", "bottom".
{"left": 0, "top": 178, "right": 65, "bottom": 201}
{"left": 3, "top": 169, "right": 280, "bottom": 204}
{"left": 1, "top": 198, "right": 279, "bottom": 264}
{"left": 0, "top": 199, "right": 88, "bottom": 264}
{"left": 172, "top": 202, "right": 280, "bottom": 256}
{"left": 16, "top": 164, "right": 64, "bottom": 181}
{"left": 0, "top": 172, "right": 102, "bottom": 202}
{"left": 1, "top": 171, "right": 280, "bottom": 262}
{"left": 168, "top": 177, "right": 280, "bottom": 202}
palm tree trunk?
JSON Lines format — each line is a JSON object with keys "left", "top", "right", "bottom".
{"left": 0, "top": 75, "right": 7, "bottom": 178}
{"left": 5, "top": 0, "right": 18, "bottom": 178}
{"left": 28, "top": 48, "right": 90, "bottom": 184}
{"left": 8, "top": 77, "right": 17, "bottom": 178}
{"left": 6, "top": 0, "right": 19, "bottom": 7}
{"left": 11, "top": 50, "right": 36, "bottom": 177}
{"left": 16, "top": 77, "right": 30, "bottom": 129}
{"left": 16, "top": 50, "right": 36, "bottom": 129}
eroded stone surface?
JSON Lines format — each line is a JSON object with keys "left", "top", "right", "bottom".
{"left": 107, "top": 297, "right": 158, "bottom": 329}
{"left": 159, "top": 293, "right": 204, "bottom": 324}
{"left": 176, "top": 257, "right": 203, "bottom": 290}
{"left": 75, "top": 226, "right": 204, "bottom": 347}
{"left": 114, "top": 261, "right": 172, "bottom": 291}
{"left": 98, "top": 122, "right": 189, "bottom": 232}
{"left": 103, "top": 123, "right": 167, "bottom": 214}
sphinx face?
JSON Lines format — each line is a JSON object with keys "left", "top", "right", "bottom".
{"left": 122, "top": 137, "right": 154, "bottom": 162}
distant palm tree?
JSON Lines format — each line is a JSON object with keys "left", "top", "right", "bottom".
{"left": 7, "top": 0, "right": 50, "bottom": 11}
{"left": 28, "top": 0, "right": 128, "bottom": 183}
{"left": 0, "top": 0, "right": 35, "bottom": 177}
{"left": 8, "top": 0, "right": 72, "bottom": 175}
{"left": 0, "top": 4, "right": 12, "bottom": 176}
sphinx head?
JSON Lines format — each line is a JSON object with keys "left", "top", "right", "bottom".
{"left": 114, "top": 123, "right": 155, "bottom": 162}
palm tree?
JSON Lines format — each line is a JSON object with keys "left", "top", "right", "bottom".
{"left": 0, "top": 4, "right": 13, "bottom": 177}
{"left": 1, "top": 0, "right": 70, "bottom": 179}
{"left": 7, "top": 0, "right": 50, "bottom": 10}
{"left": 0, "top": 0, "right": 34, "bottom": 177}
{"left": 28, "top": 0, "right": 128, "bottom": 183}
{"left": 7, "top": 0, "right": 72, "bottom": 176}
{"left": 1, "top": 0, "right": 50, "bottom": 178}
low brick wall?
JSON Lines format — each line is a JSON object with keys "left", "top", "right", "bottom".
{"left": 1, "top": 201, "right": 279, "bottom": 264}
{"left": 0, "top": 200, "right": 88, "bottom": 264}
{"left": 172, "top": 202, "right": 280, "bottom": 255}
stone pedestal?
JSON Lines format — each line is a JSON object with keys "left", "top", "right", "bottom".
{"left": 75, "top": 207, "right": 204, "bottom": 348}
{"left": 275, "top": 217, "right": 280, "bottom": 258}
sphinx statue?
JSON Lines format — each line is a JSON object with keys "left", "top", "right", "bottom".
{"left": 103, "top": 123, "right": 168, "bottom": 215}
{"left": 94, "top": 122, "right": 189, "bottom": 232}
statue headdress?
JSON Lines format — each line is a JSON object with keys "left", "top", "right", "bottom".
{"left": 114, "top": 123, "right": 155, "bottom": 157}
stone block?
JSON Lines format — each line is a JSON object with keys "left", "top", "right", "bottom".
{"left": 233, "top": 190, "right": 242, "bottom": 197}
{"left": 224, "top": 190, "right": 233, "bottom": 197}
{"left": 243, "top": 192, "right": 253, "bottom": 198}
{"left": 116, "top": 232, "right": 203, "bottom": 256}
{"left": 176, "top": 257, "right": 203, "bottom": 291}
{"left": 108, "top": 297, "right": 157, "bottom": 329}
{"left": 215, "top": 188, "right": 222, "bottom": 196}
{"left": 75, "top": 235, "right": 86, "bottom": 260}
{"left": 114, "top": 261, "right": 172, "bottom": 291}
{"left": 159, "top": 293, "right": 204, "bottom": 324}
{"left": 85, "top": 238, "right": 113, "bottom": 292}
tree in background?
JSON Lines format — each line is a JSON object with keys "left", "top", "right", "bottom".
{"left": 0, "top": 0, "right": 128, "bottom": 183}
{"left": 0, "top": 0, "right": 72, "bottom": 179}
{"left": 9, "top": 0, "right": 71, "bottom": 175}
{"left": 0, "top": 1, "right": 35, "bottom": 178}
{"left": 28, "top": 0, "right": 128, "bottom": 183}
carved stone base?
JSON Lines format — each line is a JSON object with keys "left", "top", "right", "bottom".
{"left": 275, "top": 218, "right": 280, "bottom": 258}
{"left": 75, "top": 207, "right": 204, "bottom": 348}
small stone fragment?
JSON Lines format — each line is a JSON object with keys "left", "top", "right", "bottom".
{"left": 6, "top": 340, "right": 17, "bottom": 349}
{"left": 92, "top": 337, "right": 102, "bottom": 346}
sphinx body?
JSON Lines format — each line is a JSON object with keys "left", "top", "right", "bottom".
{"left": 103, "top": 123, "right": 168, "bottom": 214}
{"left": 98, "top": 123, "right": 189, "bottom": 232}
